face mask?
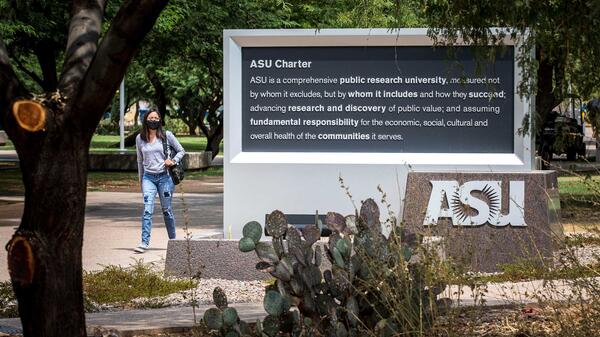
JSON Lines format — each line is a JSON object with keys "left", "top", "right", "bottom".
{"left": 146, "top": 120, "right": 161, "bottom": 130}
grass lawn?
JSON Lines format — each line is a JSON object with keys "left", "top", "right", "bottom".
{"left": 1, "top": 134, "right": 223, "bottom": 153}
{"left": 90, "top": 134, "right": 223, "bottom": 153}
{"left": 558, "top": 174, "right": 600, "bottom": 232}
{"left": 0, "top": 167, "right": 223, "bottom": 194}
{"left": 0, "top": 138, "right": 14, "bottom": 150}
{"left": 558, "top": 175, "right": 600, "bottom": 195}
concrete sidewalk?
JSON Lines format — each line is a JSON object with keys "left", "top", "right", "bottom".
{"left": 0, "top": 190, "right": 223, "bottom": 282}
{"left": 0, "top": 304, "right": 265, "bottom": 336}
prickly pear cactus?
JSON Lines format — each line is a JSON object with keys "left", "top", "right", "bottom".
{"left": 203, "top": 287, "right": 252, "bottom": 337}
{"left": 239, "top": 200, "right": 445, "bottom": 337}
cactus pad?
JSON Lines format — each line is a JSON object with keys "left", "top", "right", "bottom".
{"left": 326, "top": 212, "right": 347, "bottom": 233}
{"left": 264, "top": 290, "right": 285, "bottom": 316}
{"left": 224, "top": 331, "right": 239, "bottom": 337}
{"left": 212, "top": 287, "right": 228, "bottom": 310}
{"left": 242, "top": 221, "right": 263, "bottom": 244}
{"left": 345, "top": 215, "right": 357, "bottom": 233}
{"left": 223, "top": 307, "right": 239, "bottom": 326}
{"left": 335, "top": 322, "right": 349, "bottom": 337}
{"left": 302, "top": 224, "right": 321, "bottom": 246}
{"left": 255, "top": 242, "right": 279, "bottom": 263}
{"left": 262, "top": 315, "right": 281, "bottom": 337}
{"left": 239, "top": 236, "right": 256, "bottom": 252}
{"left": 346, "top": 296, "right": 359, "bottom": 326}
{"left": 272, "top": 261, "right": 292, "bottom": 281}
{"left": 286, "top": 226, "right": 302, "bottom": 247}
{"left": 336, "top": 237, "right": 351, "bottom": 258}
{"left": 332, "top": 247, "right": 345, "bottom": 268}
{"left": 266, "top": 210, "right": 288, "bottom": 238}
{"left": 256, "top": 261, "right": 274, "bottom": 272}
{"left": 203, "top": 307, "right": 223, "bottom": 330}
{"left": 302, "top": 265, "right": 322, "bottom": 287}
{"left": 359, "top": 198, "right": 380, "bottom": 230}
{"left": 314, "top": 244, "right": 323, "bottom": 266}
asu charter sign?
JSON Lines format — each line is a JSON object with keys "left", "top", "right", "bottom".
{"left": 224, "top": 29, "right": 562, "bottom": 272}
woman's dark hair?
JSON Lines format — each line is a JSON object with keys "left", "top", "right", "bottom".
{"left": 140, "top": 108, "right": 166, "bottom": 142}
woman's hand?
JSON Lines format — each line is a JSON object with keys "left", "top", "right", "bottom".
{"left": 165, "top": 159, "right": 175, "bottom": 167}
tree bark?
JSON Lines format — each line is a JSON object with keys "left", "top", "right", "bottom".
{"left": 71, "top": 0, "right": 169, "bottom": 135}
{"left": 535, "top": 49, "right": 558, "bottom": 136}
{"left": 187, "top": 121, "right": 197, "bottom": 135}
{"left": 535, "top": 48, "right": 562, "bottom": 163}
{"left": 206, "top": 123, "right": 223, "bottom": 159}
{"left": 122, "top": 129, "right": 140, "bottom": 147}
{"left": 11, "top": 56, "right": 46, "bottom": 90}
{"left": 34, "top": 43, "right": 59, "bottom": 92}
{"left": 146, "top": 68, "right": 168, "bottom": 121}
{"left": 58, "top": 0, "right": 106, "bottom": 98}
{"left": 1, "top": 0, "right": 169, "bottom": 335}
{"left": 8, "top": 118, "right": 89, "bottom": 337}
{"left": 198, "top": 112, "right": 223, "bottom": 159}
{"left": 134, "top": 101, "right": 140, "bottom": 126}
{"left": 178, "top": 105, "right": 198, "bottom": 135}
{"left": 0, "top": 39, "right": 30, "bottom": 148}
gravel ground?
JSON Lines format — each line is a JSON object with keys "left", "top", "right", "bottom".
{"left": 82, "top": 240, "right": 600, "bottom": 313}
{"left": 557, "top": 233, "right": 600, "bottom": 267}
{"left": 558, "top": 245, "right": 600, "bottom": 267}
{"left": 87, "top": 279, "right": 268, "bottom": 312}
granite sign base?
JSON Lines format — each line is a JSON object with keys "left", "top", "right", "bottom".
{"left": 165, "top": 239, "right": 330, "bottom": 280}
{"left": 165, "top": 239, "right": 267, "bottom": 280}
{"left": 402, "top": 171, "right": 563, "bottom": 272}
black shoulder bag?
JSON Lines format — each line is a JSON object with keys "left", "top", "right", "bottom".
{"left": 162, "top": 135, "right": 185, "bottom": 185}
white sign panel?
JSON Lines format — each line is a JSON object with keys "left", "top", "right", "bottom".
{"left": 223, "top": 29, "right": 533, "bottom": 238}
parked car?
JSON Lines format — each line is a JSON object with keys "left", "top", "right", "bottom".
{"left": 538, "top": 96, "right": 586, "bottom": 164}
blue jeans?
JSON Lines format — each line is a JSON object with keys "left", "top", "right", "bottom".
{"left": 141, "top": 171, "right": 176, "bottom": 245}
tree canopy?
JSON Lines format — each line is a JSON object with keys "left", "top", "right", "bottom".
{"left": 413, "top": 0, "right": 600, "bottom": 133}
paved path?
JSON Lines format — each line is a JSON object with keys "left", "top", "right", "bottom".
{"left": 0, "top": 304, "right": 265, "bottom": 336}
{"left": 0, "top": 190, "right": 223, "bottom": 282}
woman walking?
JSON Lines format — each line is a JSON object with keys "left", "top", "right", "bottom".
{"left": 134, "top": 109, "right": 185, "bottom": 253}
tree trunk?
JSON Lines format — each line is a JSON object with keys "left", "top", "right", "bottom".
{"left": 535, "top": 48, "right": 561, "bottom": 164}
{"left": 535, "top": 50, "right": 557, "bottom": 136}
{"left": 134, "top": 101, "right": 140, "bottom": 126}
{"left": 1, "top": 1, "right": 168, "bottom": 335}
{"left": 188, "top": 124, "right": 197, "bottom": 136}
{"left": 7, "top": 112, "right": 88, "bottom": 337}
{"left": 596, "top": 136, "right": 600, "bottom": 163}
{"left": 146, "top": 68, "right": 168, "bottom": 121}
{"left": 34, "top": 42, "right": 58, "bottom": 92}
{"left": 186, "top": 116, "right": 197, "bottom": 136}
{"left": 205, "top": 123, "right": 223, "bottom": 159}
{"left": 121, "top": 129, "right": 139, "bottom": 147}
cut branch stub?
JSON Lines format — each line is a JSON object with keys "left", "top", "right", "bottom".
{"left": 12, "top": 99, "right": 47, "bottom": 132}
{"left": 7, "top": 235, "right": 35, "bottom": 286}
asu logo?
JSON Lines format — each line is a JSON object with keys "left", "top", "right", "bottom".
{"left": 423, "top": 181, "right": 526, "bottom": 227}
